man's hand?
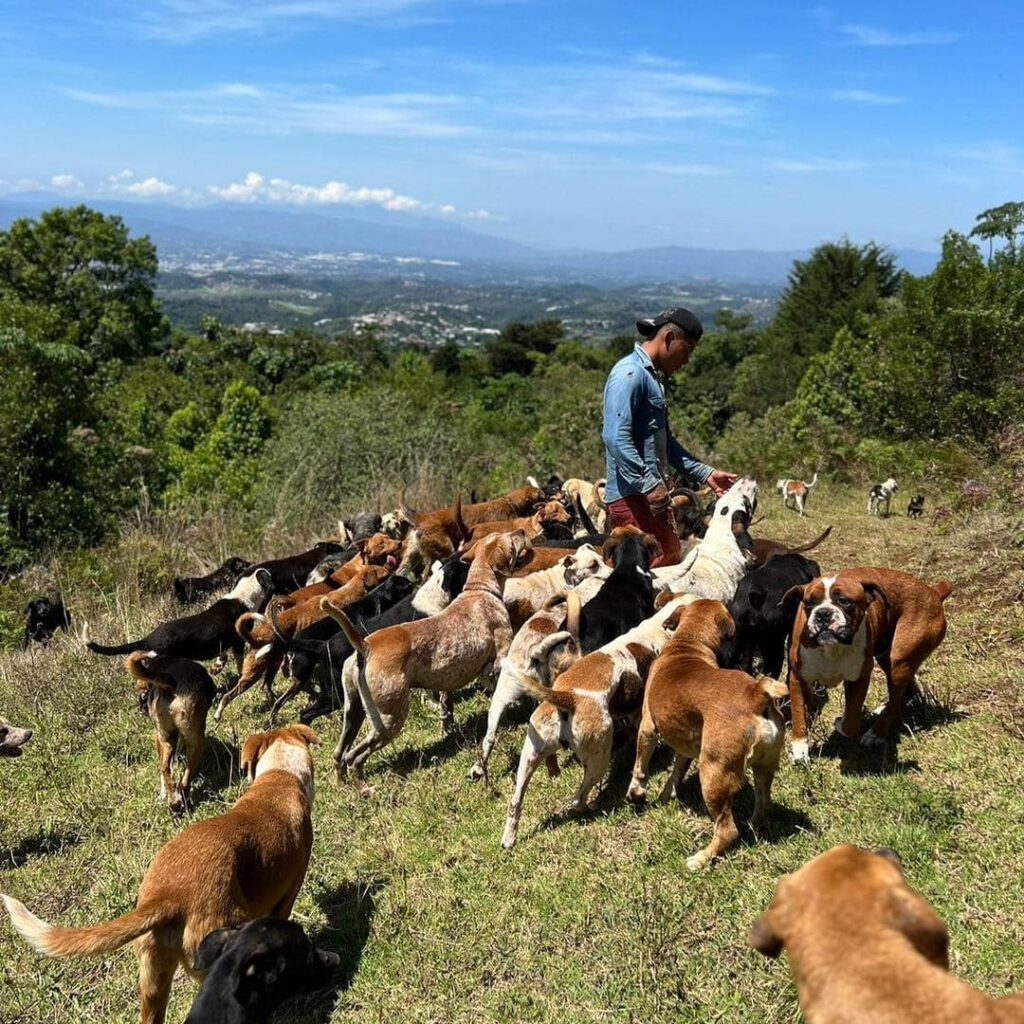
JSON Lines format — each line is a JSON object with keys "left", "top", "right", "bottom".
{"left": 706, "top": 469, "right": 739, "bottom": 496}
{"left": 645, "top": 484, "right": 672, "bottom": 516}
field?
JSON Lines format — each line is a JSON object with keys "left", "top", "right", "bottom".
{"left": 2, "top": 481, "right": 1024, "bottom": 1023}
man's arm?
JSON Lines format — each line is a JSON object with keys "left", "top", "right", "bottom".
{"left": 602, "top": 370, "right": 660, "bottom": 492}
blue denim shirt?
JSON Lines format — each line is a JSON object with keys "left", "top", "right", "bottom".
{"left": 601, "top": 344, "right": 712, "bottom": 502}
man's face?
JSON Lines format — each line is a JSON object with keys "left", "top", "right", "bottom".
{"left": 661, "top": 326, "right": 697, "bottom": 374}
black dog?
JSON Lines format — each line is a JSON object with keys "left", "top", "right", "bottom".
{"left": 339, "top": 510, "right": 382, "bottom": 544}
{"left": 722, "top": 553, "right": 821, "bottom": 678}
{"left": 907, "top": 494, "right": 925, "bottom": 519}
{"left": 22, "top": 595, "right": 71, "bottom": 647}
{"left": 185, "top": 918, "right": 338, "bottom": 1024}
{"left": 575, "top": 529, "right": 657, "bottom": 654}
{"left": 253, "top": 542, "right": 348, "bottom": 594}
{"left": 86, "top": 569, "right": 273, "bottom": 666}
{"left": 173, "top": 557, "right": 252, "bottom": 605}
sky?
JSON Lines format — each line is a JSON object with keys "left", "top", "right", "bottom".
{"left": 1, "top": 0, "right": 1021, "bottom": 252}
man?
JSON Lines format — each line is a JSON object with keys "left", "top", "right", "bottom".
{"left": 602, "top": 307, "right": 737, "bottom": 567}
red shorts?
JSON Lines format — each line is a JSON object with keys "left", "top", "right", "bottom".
{"left": 606, "top": 494, "right": 681, "bottom": 568}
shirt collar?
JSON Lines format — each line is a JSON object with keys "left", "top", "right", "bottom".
{"left": 632, "top": 343, "right": 663, "bottom": 385}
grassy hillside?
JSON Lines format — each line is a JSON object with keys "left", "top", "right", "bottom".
{"left": 2, "top": 481, "right": 1023, "bottom": 1023}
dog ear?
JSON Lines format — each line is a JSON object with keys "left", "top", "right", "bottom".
{"left": 239, "top": 733, "right": 268, "bottom": 781}
{"left": 291, "top": 724, "right": 319, "bottom": 747}
{"left": 643, "top": 532, "right": 660, "bottom": 561}
{"left": 654, "top": 590, "right": 679, "bottom": 610}
{"left": 780, "top": 584, "right": 805, "bottom": 622}
{"left": 862, "top": 581, "right": 889, "bottom": 610}
{"left": 885, "top": 886, "right": 949, "bottom": 969}
{"left": 748, "top": 910, "right": 785, "bottom": 958}
{"left": 193, "top": 925, "right": 242, "bottom": 972}
{"left": 662, "top": 604, "right": 686, "bottom": 633}
{"left": 716, "top": 604, "right": 736, "bottom": 639}
{"left": 602, "top": 531, "right": 621, "bottom": 561}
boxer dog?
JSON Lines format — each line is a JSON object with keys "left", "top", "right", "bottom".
{"left": 783, "top": 567, "right": 952, "bottom": 762}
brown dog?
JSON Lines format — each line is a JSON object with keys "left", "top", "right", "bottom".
{"left": 126, "top": 651, "right": 216, "bottom": 814}
{"left": 783, "top": 567, "right": 952, "bottom": 762}
{"left": 2, "top": 724, "right": 318, "bottom": 1024}
{"left": 749, "top": 844, "right": 1024, "bottom": 1023}
{"left": 328, "top": 530, "right": 529, "bottom": 787}
{"left": 627, "top": 599, "right": 787, "bottom": 870}
{"left": 465, "top": 499, "right": 573, "bottom": 544}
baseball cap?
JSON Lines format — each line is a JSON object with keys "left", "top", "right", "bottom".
{"left": 636, "top": 307, "right": 704, "bottom": 342}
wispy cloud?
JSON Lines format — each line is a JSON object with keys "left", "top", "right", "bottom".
{"left": 51, "top": 173, "right": 84, "bottom": 189}
{"left": 772, "top": 157, "right": 867, "bottom": 173}
{"left": 839, "top": 24, "right": 959, "bottom": 47}
{"left": 832, "top": 88, "right": 903, "bottom": 105}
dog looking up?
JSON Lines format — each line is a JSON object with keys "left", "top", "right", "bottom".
{"left": 125, "top": 651, "right": 216, "bottom": 814}
{"left": 22, "top": 595, "right": 72, "bottom": 647}
{"left": 2, "top": 724, "right": 319, "bottom": 1024}
{"left": 776, "top": 472, "right": 818, "bottom": 516}
{"left": 184, "top": 917, "right": 339, "bottom": 1024}
{"left": 0, "top": 718, "right": 33, "bottom": 757}
{"left": 868, "top": 477, "right": 899, "bottom": 516}
{"left": 749, "top": 844, "right": 1024, "bottom": 1024}
{"left": 627, "top": 599, "right": 787, "bottom": 870}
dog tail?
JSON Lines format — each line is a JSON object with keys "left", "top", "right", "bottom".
{"left": 807, "top": 473, "right": 818, "bottom": 489}
{"left": 574, "top": 495, "right": 597, "bottom": 535}
{"left": 758, "top": 676, "right": 789, "bottom": 701}
{"left": 453, "top": 493, "right": 468, "bottom": 540}
{"left": 235, "top": 611, "right": 266, "bottom": 647}
{"left": 933, "top": 580, "right": 954, "bottom": 602}
{"left": 564, "top": 590, "right": 582, "bottom": 646}
{"left": 319, "top": 600, "right": 367, "bottom": 658}
{"left": 84, "top": 624, "right": 145, "bottom": 657}
{"left": 499, "top": 658, "right": 578, "bottom": 714}
{"left": 788, "top": 525, "right": 832, "bottom": 555}
{"left": 124, "top": 651, "right": 175, "bottom": 694}
{"left": 2, "top": 895, "right": 169, "bottom": 957}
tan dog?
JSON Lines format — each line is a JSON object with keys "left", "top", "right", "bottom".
{"left": 465, "top": 499, "right": 573, "bottom": 544}
{"left": 126, "top": 651, "right": 216, "bottom": 814}
{"left": 2, "top": 725, "right": 318, "bottom": 1024}
{"left": 499, "top": 595, "right": 694, "bottom": 848}
{"left": 749, "top": 844, "right": 1024, "bottom": 1023}
{"left": 562, "top": 477, "right": 607, "bottom": 533}
{"left": 627, "top": 599, "right": 787, "bottom": 870}
{"left": 327, "top": 530, "right": 529, "bottom": 787}
{"left": 783, "top": 567, "right": 953, "bottom": 762}
{"left": 776, "top": 473, "right": 818, "bottom": 516}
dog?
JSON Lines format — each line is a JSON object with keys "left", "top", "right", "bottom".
{"left": 560, "top": 477, "right": 607, "bottom": 533}
{"left": 501, "top": 543, "right": 609, "bottom": 631}
{"left": 172, "top": 557, "right": 252, "bottom": 605}
{"left": 125, "top": 651, "right": 217, "bottom": 814}
{"left": 626, "top": 599, "right": 787, "bottom": 870}
{"left": 749, "top": 844, "right": 1024, "bottom": 1023}
{"left": 776, "top": 473, "right": 818, "bottom": 517}
{"left": 184, "top": 917, "right": 339, "bottom": 1024}
{"left": 0, "top": 717, "right": 33, "bottom": 756}
{"left": 85, "top": 569, "right": 273, "bottom": 673}
{"left": 907, "top": 494, "right": 925, "bottom": 519}
{"left": 669, "top": 487, "right": 709, "bottom": 539}
{"left": 2, "top": 724, "right": 319, "bottom": 1024}
{"left": 499, "top": 595, "right": 693, "bottom": 848}
{"left": 749, "top": 525, "right": 832, "bottom": 568}
{"left": 336, "top": 510, "right": 383, "bottom": 544}
{"left": 722, "top": 553, "right": 821, "bottom": 678}
{"left": 652, "top": 477, "right": 758, "bottom": 602}
{"left": 868, "top": 477, "right": 899, "bottom": 516}
{"left": 252, "top": 542, "right": 349, "bottom": 594}
{"left": 783, "top": 568, "right": 953, "bottom": 762}
{"left": 464, "top": 499, "right": 573, "bottom": 545}
{"left": 22, "top": 594, "right": 72, "bottom": 647}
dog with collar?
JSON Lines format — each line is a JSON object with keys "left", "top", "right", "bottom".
{"left": 627, "top": 599, "right": 787, "bottom": 870}
{"left": 749, "top": 844, "right": 1024, "bottom": 1024}
{"left": 326, "top": 530, "right": 529, "bottom": 787}
{"left": 868, "top": 477, "right": 899, "bottom": 516}
{"left": 782, "top": 568, "right": 953, "bottom": 762}
{"left": 776, "top": 473, "right": 818, "bottom": 517}
{"left": 2, "top": 724, "right": 318, "bottom": 1024}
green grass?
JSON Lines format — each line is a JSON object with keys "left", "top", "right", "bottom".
{"left": 2, "top": 482, "right": 1024, "bottom": 1023}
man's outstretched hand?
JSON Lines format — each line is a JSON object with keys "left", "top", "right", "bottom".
{"left": 706, "top": 469, "right": 738, "bottom": 496}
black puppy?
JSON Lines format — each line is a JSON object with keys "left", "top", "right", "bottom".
{"left": 253, "top": 541, "right": 348, "bottom": 594}
{"left": 907, "top": 494, "right": 925, "bottom": 519}
{"left": 575, "top": 528, "right": 658, "bottom": 654}
{"left": 185, "top": 918, "right": 338, "bottom": 1024}
{"left": 22, "top": 595, "right": 72, "bottom": 647}
{"left": 723, "top": 552, "right": 821, "bottom": 678}
{"left": 86, "top": 569, "right": 273, "bottom": 667}
{"left": 173, "top": 557, "right": 252, "bottom": 605}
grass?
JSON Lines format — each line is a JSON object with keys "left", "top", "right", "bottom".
{"left": 2, "top": 481, "right": 1024, "bottom": 1023}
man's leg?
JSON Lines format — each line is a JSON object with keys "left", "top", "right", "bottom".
{"left": 606, "top": 496, "right": 680, "bottom": 568}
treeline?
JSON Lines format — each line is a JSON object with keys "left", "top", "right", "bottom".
{"left": 1, "top": 203, "right": 1022, "bottom": 569}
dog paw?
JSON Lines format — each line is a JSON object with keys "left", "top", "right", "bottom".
{"left": 859, "top": 728, "right": 885, "bottom": 748}
{"left": 833, "top": 716, "right": 856, "bottom": 738}
{"left": 500, "top": 829, "right": 517, "bottom": 849}
{"left": 790, "top": 739, "right": 811, "bottom": 764}
{"left": 467, "top": 763, "right": 486, "bottom": 783}
{"left": 686, "top": 852, "right": 709, "bottom": 872}
{"left": 626, "top": 782, "right": 647, "bottom": 805}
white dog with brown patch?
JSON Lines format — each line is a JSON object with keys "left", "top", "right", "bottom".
{"left": 776, "top": 473, "right": 817, "bottom": 516}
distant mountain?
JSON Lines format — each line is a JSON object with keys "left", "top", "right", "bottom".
{"left": 0, "top": 196, "right": 940, "bottom": 284}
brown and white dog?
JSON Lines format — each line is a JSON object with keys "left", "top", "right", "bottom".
{"left": 783, "top": 568, "right": 953, "bottom": 762}
{"left": 499, "top": 595, "right": 694, "bottom": 848}
{"left": 776, "top": 473, "right": 818, "bottom": 517}
{"left": 627, "top": 599, "right": 787, "bottom": 870}
{"left": 749, "top": 844, "right": 1024, "bottom": 1024}
{"left": 2, "top": 725, "right": 318, "bottom": 1024}
{"left": 326, "top": 530, "right": 530, "bottom": 787}
{"left": 464, "top": 499, "right": 573, "bottom": 545}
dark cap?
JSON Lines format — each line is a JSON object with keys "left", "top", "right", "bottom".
{"left": 636, "top": 307, "right": 704, "bottom": 342}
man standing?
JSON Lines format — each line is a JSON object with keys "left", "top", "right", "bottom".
{"left": 602, "top": 307, "right": 737, "bottom": 567}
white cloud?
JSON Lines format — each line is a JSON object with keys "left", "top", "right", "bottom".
{"left": 832, "top": 89, "right": 903, "bottom": 105}
{"left": 51, "top": 173, "right": 83, "bottom": 189}
{"left": 840, "top": 24, "right": 959, "bottom": 47}
{"left": 119, "top": 176, "right": 178, "bottom": 197}
{"left": 772, "top": 157, "right": 867, "bottom": 173}
{"left": 207, "top": 171, "right": 427, "bottom": 211}
{"left": 108, "top": 169, "right": 135, "bottom": 181}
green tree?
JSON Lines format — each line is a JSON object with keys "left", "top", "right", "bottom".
{"left": 970, "top": 201, "right": 1024, "bottom": 261}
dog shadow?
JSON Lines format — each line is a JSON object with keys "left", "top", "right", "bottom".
{"left": 189, "top": 736, "right": 241, "bottom": 806}
{"left": 3, "top": 825, "right": 85, "bottom": 870}
{"left": 281, "top": 879, "right": 383, "bottom": 1022}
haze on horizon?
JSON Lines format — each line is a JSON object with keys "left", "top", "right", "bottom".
{"left": 1, "top": 0, "right": 1020, "bottom": 254}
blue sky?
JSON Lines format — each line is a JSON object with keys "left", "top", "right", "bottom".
{"left": 1, "top": 0, "right": 1021, "bottom": 251}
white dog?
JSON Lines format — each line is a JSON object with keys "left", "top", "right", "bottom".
{"left": 868, "top": 477, "right": 899, "bottom": 516}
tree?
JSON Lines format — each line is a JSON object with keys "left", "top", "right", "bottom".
{"left": 970, "top": 201, "right": 1024, "bottom": 261}
{"left": 485, "top": 319, "right": 566, "bottom": 377}
{"left": 0, "top": 205, "right": 169, "bottom": 362}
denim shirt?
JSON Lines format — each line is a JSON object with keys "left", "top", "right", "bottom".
{"left": 601, "top": 344, "right": 712, "bottom": 502}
